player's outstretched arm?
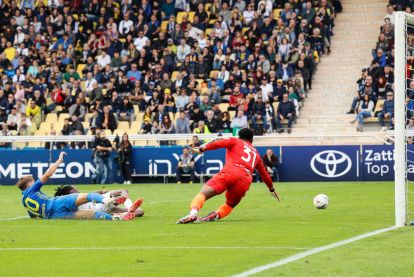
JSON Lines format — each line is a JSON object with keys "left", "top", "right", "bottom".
{"left": 40, "top": 152, "right": 66, "bottom": 184}
{"left": 256, "top": 159, "right": 280, "bottom": 201}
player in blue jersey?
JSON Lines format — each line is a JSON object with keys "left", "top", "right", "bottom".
{"left": 16, "top": 152, "right": 135, "bottom": 220}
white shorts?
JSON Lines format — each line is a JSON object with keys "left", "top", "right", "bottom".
{"left": 78, "top": 192, "right": 111, "bottom": 212}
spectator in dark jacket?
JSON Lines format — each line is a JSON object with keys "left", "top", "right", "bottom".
{"left": 257, "top": 148, "right": 279, "bottom": 182}
{"left": 378, "top": 91, "right": 394, "bottom": 131}
{"left": 276, "top": 93, "right": 296, "bottom": 134}
{"left": 97, "top": 105, "right": 117, "bottom": 132}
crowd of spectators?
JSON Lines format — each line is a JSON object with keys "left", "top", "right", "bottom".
{"left": 0, "top": 0, "right": 342, "bottom": 147}
{"left": 349, "top": 2, "right": 400, "bottom": 132}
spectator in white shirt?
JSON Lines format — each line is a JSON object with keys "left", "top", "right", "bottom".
{"left": 134, "top": 31, "right": 149, "bottom": 51}
{"left": 187, "top": 23, "right": 203, "bottom": 40}
{"left": 7, "top": 107, "right": 20, "bottom": 130}
{"left": 12, "top": 68, "right": 26, "bottom": 83}
{"left": 230, "top": 110, "right": 248, "bottom": 129}
{"left": 243, "top": 4, "right": 255, "bottom": 24}
{"left": 260, "top": 78, "right": 273, "bottom": 103}
{"left": 176, "top": 39, "right": 190, "bottom": 63}
{"left": 118, "top": 13, "right": 133, "bottom": 37}
{"left": 96, "top": 49, "right": 111, "bottom": 68}
{"left": 85, "top": 72, "right": 97, "bottom": 96}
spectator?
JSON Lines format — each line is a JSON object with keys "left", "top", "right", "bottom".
{"left": 95, "top": 131, "right": 113, "bottom": 184}
{"left": 160, "top": 114, "right": 175, "bottom": 134}
{"left": 176, "top": 147, "right": 195, "bottom": 184}
{"left": 218, "top": 111, "right": 232, "bottom": 133}
{"left": 7, "top": 107, "right": 20, "bottom": 130}
{"left": 205, "top": 110, "right": 219, "bottom": 133}
{"left": 276, "top": 94, "right": 296, "bottom": 134}
{"left": 118, "top": 133, "right": 132, "bottom": 185}
{"left": 230, "top": 110, "right": 248, "bottom": 133}
{"left": 194, "top": 120, "right": 211, "bottom": 134}
{"left": 351, "top": 95, "right": 374, "bottom": 132}
{"left": 175, "top": 111, "right": 191, "bottom": 134}
{"left": 118, "top": 97, "right": 134, "bottom": 122}
{"left": 97, "top": 105, "right": 117, "bottom": 132}
{"left": 17, "top": 113, "right": 31, "bottom": 136}
{"left": 25, "top": 100, "right": 41, "bottom": 128}
{"left": 69, "top": 97, "right": 86, "bottom": 121}
{"left": 378, "top": 92, "right": 394, "bottom": 131}
{"left": 0, "top": 123, "right": 11, "bottom": 148}
{"left": 190, "top": 135, "right": 201, "bottom": 147}
{"left": 260, "top": 149, "right": 280, "bottom": 182}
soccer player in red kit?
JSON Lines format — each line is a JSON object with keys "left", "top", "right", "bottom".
{"left": 177, "top": 128, "right": 280, "bottom": 224}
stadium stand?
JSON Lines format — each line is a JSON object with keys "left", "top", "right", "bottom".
{"left": 346, "top": 1, "right": 398, "bottom": 132}
{"left": 0, "top": 0, "right": 343, "bottom": 148}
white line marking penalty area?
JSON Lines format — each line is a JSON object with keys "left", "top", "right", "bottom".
{"left": 232, "top": 225, "right": 399, "bottom": 277}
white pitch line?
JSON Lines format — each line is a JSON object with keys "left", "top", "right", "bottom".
{"left": 232, "top": 225, "right": 399, "bottom": 277}
{"left": 0, "top": 216, "right": 29, "bottom": 222}
{"left": 0, "top": 246, "right": 310, "bottom": 251}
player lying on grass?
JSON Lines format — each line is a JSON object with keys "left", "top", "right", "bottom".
{"left": 177, "top": 128, "right": 280, "bottom": 224}
{"left": 16, "top": 152, "right": 135, "bottom": 220}
{"left": 54, "top": 186, "right": 144, "bottom": 217}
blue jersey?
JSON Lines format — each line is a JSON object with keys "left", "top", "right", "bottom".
{"left": 21, "top": 179, "right": 52, "bottom": 218}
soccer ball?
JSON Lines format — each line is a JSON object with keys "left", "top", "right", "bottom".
{"left": 313, "top": 194, "right": 329, "bottom": 209}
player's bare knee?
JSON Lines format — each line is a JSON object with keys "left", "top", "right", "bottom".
{"left": 74, "top": 210, "right": 95, "bottom": 219}
{"left": 201, "top": 185, "right": 217, "bottom": 199}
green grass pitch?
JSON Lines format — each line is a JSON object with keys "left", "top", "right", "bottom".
{"left": 1, "top": 181, "right": 414, "bottom": 276}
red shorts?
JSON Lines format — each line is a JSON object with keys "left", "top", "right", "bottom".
{"left": 206, "top": 168, "right": 253, "bottom": 207}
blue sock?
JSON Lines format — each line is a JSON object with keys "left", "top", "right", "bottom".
{"left": 94, "top": 212, "right": 112, "bottom": 220}
{"left": 87, "top": 193, "right": 104, "bottom": 203}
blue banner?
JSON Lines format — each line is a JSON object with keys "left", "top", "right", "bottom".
{"left": 0, "top": 145, "right": 410, "bottom": 185}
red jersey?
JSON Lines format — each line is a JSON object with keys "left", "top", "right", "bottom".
{"left": 203, "top": 137, "right": 274, "bottom": 190}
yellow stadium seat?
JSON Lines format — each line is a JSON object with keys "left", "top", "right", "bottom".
{"left": 314, "top": 50, "right": 320, "bottom": 63}
{"left": 134, "top": 140, "right": 147, "bottom": 146}
{"left": 171, "top": 71, "right": 179, "bottom": 81}
{"left": 15, "top": 142, "right": 28, "bottom": 149}
{"left": 205, "top": 28, "right": 212, "bottom": 36}
{"left": 188, "top": 11, "right": 195, "bottom": 23}
{"left": 209, "top": 19, "right": 217, "bottom": 25}
{"left": 58, "top": 113, "right": 69, "bottom": 123}
{"left": 113, "top": 129, "right": 125, "bottom": 136}
{"left": 77, "top": 64, "right": 86, "bottom": 78}
{"left": 229, "top": 111, "right": 236, "bottom": 120}
{"left": 176, "top": 139, "right": 188, "bottom": 146}
{"left": 45, "top": 113, "right": 58, "bottom": 124}
{"left": 272, "top": 102, "right": 279, "bottom": 112}
{"left": 117, "top": 121, "right": 130, "bottom": 131}
{"left": 39, "top": 122, "right": 51, "bottom": 132}
{"left": 209, "top": 70, "right": 219, "bottom": 78}
{"left": 28, "top": 141, "right": 42, "bottom": 148}
{"left": 84, "top": 113, "right": 93, "bottom": 122}
{"left": 160, "top": 21, "right": 168, "bottom": 32}
{"left": 147, "top": 140, "right": 159, "bottom": 146}
{"left": 35, "top": 129, "right": 47, "bottom": 136}
{"left": 176, "top": 11, "right": 187, "bottom": 24}
{"left": 130, "top": 121, "right": 142, "bottom": 132}
{"left": 204, "top": 3, "right": 211, "bottom": 11}
{"left": 83, "top": 121, "right": 90, "bottom": 130}
{"left": 273, "top": 8, "right": 282, "bottom": 19}
{"left": 218, "top": 103, "right": 229, "bottom": 112}
{"left": 133, "top": 105, "right": 139, "bottom": 115}
{"left": 119, "top": 38, "right": 126, "bottom": 43}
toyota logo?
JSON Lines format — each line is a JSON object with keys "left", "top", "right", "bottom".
{"left": 310, "top": 150, "right": 352, "bottom": 178}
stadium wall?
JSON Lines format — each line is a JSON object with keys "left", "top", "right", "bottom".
{"left": 0, "top": 146, "right": 408, "bottom": 185}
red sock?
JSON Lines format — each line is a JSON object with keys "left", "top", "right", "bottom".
{"left": 190, "top": 192, "right": 206, "bottom": 211}
{"left": 217, "top": 203, "right": 233, "bottom": 219}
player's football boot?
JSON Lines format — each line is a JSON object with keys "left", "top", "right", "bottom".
{"left": 113, "top": 212, "right": 136, "bottom": 221}
{"left": 199, "top": 211, "right": 220, "bottom": 222}
{"left": 128, "top": 198, "right": 144, "bottom": 213}
{"left": 176, "top": 214, "right": 199, "bottom": 224}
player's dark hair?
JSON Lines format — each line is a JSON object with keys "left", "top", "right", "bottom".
{"left": 54, "top": 185, "right": 73, "bottom": 197}
{"left": 238, "top": 128, "right": 254, "bottom": 143}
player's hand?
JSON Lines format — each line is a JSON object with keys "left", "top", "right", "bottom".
{"left": 190, "top": 147, "right": 201, "bottom": 155}
{"left": 58, "top": 151, "right": 67, "bottom": 162}
{"left": 269, "top": 188, "right": 280, "bottom": 201}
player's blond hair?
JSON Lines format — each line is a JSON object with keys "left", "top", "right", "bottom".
{"left": 15, "top": 176, "right": 34, "bottom": 191}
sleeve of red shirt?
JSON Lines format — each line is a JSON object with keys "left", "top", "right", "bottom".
{"left": 255, "top": 158, "right": 274, "bottom": 191}
{"left": 203, "top": 137, "right": 236, "bottom": 152}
